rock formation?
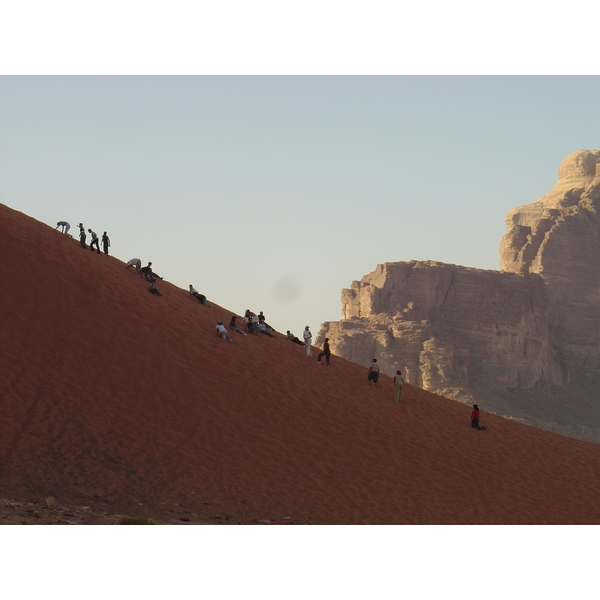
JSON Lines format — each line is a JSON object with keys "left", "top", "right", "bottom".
{"left": 317, "top": 150, "right": 600, "bottom": 443}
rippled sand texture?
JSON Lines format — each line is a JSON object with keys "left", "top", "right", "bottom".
{"left": 2, "top": 203, "right": 600, "bottom": 524}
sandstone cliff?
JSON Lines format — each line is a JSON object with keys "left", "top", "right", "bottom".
{"left": 318, "top": 150, "right": 600, "bottom": 443}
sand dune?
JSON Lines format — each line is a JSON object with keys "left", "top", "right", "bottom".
{"left": 1, "top": 203, "right": 600, "bottom": 524}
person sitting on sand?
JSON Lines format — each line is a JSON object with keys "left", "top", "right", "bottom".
{"left": 229, "top": 316, "right": 247, "bottom": 336}
{"left": 258, "top": 322, "right": 275, "bottom": 337}
{"left": 148, "top": 281, "right": 161, "bottom": 296}
{"left": 126, "top": 258, "right": 142, "bottom": 274}
{"left": 141, "top": 262, "right": 163, "bottom": 283}
{"left": 471, "top": 405, "right": 486, "bottom": 430}
{"left": 367, "top": 358, "right": 380, "bottom": 387}
{"left": 286, "top": 331, "right": 304, "bottom": 346}
{"left": 250, "top": 313, "right": 260, "bottom": 335}
{"left": 258, "top": 311, "right": 275, "bottom": 331}
{"left": 189, "top": 285, "right": 212, "bottom": 307}
{"left": 216, "top": 321, "right": 233, "bottom": 342}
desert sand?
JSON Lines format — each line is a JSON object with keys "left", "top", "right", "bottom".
{"left": 1, "top": 202, "right": 600, "bottom": 525}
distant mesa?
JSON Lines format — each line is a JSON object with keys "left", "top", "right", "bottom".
{"left": 317, "top": 150, "right": 600, "bottom": 443}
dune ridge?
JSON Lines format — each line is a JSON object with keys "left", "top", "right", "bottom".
{"left": 1, "top": 203, "right": 600, "bottom": 524}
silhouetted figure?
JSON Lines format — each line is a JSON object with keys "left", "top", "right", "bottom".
{"left": 102, "top": 231, "right": 110, "bottom": 255}
{"left": 317, "top": 338, "right": 331, "bottom": 366}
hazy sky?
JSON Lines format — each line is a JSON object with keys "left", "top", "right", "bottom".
{"left": 2, "top": 3, "right": 597, "bottom": 593}
{"left": 2, "top": 75, "right": 600, "bottom": 336}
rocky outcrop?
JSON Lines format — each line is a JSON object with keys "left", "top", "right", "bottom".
{"left": 318, "top": 150, "right": 600, "bottom": 442}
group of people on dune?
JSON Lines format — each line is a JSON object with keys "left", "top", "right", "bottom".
{"left": 56, "top": 221, "right": 110, "bottom": 255}
{"left": 56, "top": 218, "right": 487, "bottom": 429}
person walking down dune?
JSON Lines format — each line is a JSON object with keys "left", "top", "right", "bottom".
{"left": 303, "top": 326, "right": 312, "bottom": 356}
{"left": 126, "top": 258, "right": 142, "bottom": 273}
{"left": 78, "top": 223, "right": 86, "bottom": 249}
{"left": 394, "top": 370, "right": 404, "bottom": 402}
{"left": 216, "top": 321, "right": 233, "bottom": 342}
{"left": 101, "top": 231, "right": 110, "bottom": 255}
{"left": 286, "top": 331, "right": 304, "bottom": 346}
{"left": 229, "top": 316, "right": 247, "bottom": 336}
{"left": 317, "top": 338, "right": 331, "bottom": 366}
{"left": 55, "top": 221, "right": 71, "bottom": 236}
{"left": 88, "top": 229, "right": 100, "bottom": 254}
{"left": 189, "top": 285, "right": 212, "bottom": 307}
{"left": 367, "top": 359, "right": 380, "bottom": 387}
{"left": 471, "top": 405, "right": 486, "bottom": 430}
{"left": 141, "top": 262, "right": 163, "bottom": 283}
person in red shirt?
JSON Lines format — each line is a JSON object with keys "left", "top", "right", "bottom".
{"left": 471, "top": 405, "right": 486, "bottom": 430}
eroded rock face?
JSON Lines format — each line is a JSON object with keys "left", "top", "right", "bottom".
{"left": 317, "top": 150, "right": 600, "bottom": 442}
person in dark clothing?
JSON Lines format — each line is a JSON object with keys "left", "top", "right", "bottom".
{"left": 148, "top": 281, "right": 161, "bottom": 296}
{"left": 101, "top": 231, "right": 110, "bottom": 255}
{"left": 471, "top": 404, "right": 486, "bottom": 430}
{"left": 189, "top": 285, "right": 212, "bottom": 307}
{"left": 141, "top": 262, "right": 163, "bottom": 283}
{"left": 317, "top": 338, "right": 331, "bottom": 366}
{"left": 78, "top": 223, "right": 87, "bottom": 249}
{"left": 258, "top": 311, "right": 275, "bottom": 331}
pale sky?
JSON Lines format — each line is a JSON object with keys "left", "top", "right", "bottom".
{"left": 2, "top": 75, "right": 600, "bottom": 338}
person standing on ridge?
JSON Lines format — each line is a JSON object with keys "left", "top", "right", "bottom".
{"left": 317, "top": 338, "right": 331, "bottom": 366}
{"left": 303, "top": 326, "right": 312, "bottom": 356}
{"left": 394, "top": 369, "right": 404, "bottom": 402}
{"left": 229, "top": 316, "right": 247, "bottom": 336}
{"left": 367, "top": 358, "right": 380, "bottom": 387}
{"left": 78, "top": 223, "right": 87, "bottom": 249}
{"left": 101, "top": 231, "right": 110, "bottom": 255}
{"left": 88, "top": 229, "right": 100, "bottom": 254}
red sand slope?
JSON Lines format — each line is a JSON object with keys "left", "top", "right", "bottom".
{"left": 2, "top": 203, "right": 600, "bottom": 524}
